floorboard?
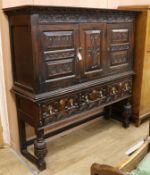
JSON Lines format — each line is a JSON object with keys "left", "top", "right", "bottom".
{"left": 0, "top": 118, "right": 148, "bottom": 175}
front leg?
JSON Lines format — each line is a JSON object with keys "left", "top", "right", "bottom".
{"left": 122, "top": 99, "right": 132, "bottom": 128}
{"left": 34, "top": 129, "right": 47, "bottom": 170}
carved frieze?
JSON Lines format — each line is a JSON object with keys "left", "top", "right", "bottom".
{"left": 38, "top": 10, "right": 135, "bottom": 24}
{"left": 41, "top": 79, "right": 132, "bottom": 126}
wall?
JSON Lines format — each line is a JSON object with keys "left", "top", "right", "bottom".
{"left": 0, "top": 2, "right": 10, "bottom": 145}
{"left": 2, "top": 0, "right": 110, "bottom": 9}
{"left": 1, "top": 0, "right": 150, "bottom": 151}
{"left": 119, "top": 0, "right": 150, "bottom": 6}
{"left": 0, "top": 9, "right": 20, "bottom": 150}
{"left": 2, "top": 0, "right": 150, "bottom": 9}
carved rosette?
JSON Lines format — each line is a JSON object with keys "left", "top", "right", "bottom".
{"left": 41, "top": 79, "right": 132, "bottom": 126}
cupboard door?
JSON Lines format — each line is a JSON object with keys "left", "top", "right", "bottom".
{"left": 38, "top": 24, "right": 79, "bottom": 90}
{"left": 79, "top": 23, "right": 106, "bottom": 81}
{"left": 107, "top": 23, "right": 134, "bottom": 74}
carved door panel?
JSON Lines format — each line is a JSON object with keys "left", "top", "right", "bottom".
{"left": 38, "top": 24, "right": 79, "bottom": 90}
{"left": 107, "top": 23, "right": 134, "bottom": 74}
{"left": 79, "top": 23, "right": 106, "bottom": 81}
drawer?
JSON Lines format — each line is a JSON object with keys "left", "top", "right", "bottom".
{"left": 108, "top": 80, "right": 132, "bottom": 101}
{"left": 39, "top": 79, "right": 132, "bottom": 127}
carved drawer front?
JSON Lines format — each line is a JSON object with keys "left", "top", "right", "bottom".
{"left": 40, "top": 79, "right": 132, "bottom": 127}
{"left": 38, "top": 24, "right": 79, "bottom": 89}
{"left": 107, "top": 23, "right": 133, "bottom": 74}
{"left": 108, "top": 80, "right": 132, "bottom": 101}
{"left": 79, "top": 23, "right": 106, "bottom": 81}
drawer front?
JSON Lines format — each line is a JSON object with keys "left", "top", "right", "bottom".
{"left": 38, "top": 24, "right": 79, "bottom": 90}
{"left": 106, "top": 23, "right": 134, "bottom": 74}
{"left": 40, "top": 79, "right": 132, "bottom": 127}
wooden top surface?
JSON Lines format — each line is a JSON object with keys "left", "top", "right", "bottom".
{"left": 3, "top": 4, "right": 140, "bottom": 14}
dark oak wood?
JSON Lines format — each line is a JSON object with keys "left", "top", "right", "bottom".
{"left": 4, "top": 6, "right": 138, "bottom": 170}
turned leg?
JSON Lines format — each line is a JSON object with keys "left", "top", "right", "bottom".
{"left": 122, "top": 100, "right": 132, "bottom": 128}
{"left": 34, "top": 129, "right": 47, "bottom": 170}
{"left": 104, "top": 105, "right": 112, "bottom": 120}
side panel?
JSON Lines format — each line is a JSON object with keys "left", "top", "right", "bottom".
{"left": 9, "top": 15, "right": 34, "bottom": 92}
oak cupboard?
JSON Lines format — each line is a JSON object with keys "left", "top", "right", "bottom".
{"left": 4, "top": 6, "right": 137, "bottom": 170}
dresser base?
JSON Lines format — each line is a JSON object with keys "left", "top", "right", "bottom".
{"left": 17, "top": 98, "right": 131, "bottom": 170}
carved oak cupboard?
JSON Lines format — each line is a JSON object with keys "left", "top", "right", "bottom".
{"left": 5, "top": 6, "right": 137, "bottom": 170}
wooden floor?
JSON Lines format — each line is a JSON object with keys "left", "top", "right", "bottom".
{"left": 0, "top": 118, "right": 149, "bottom": 175}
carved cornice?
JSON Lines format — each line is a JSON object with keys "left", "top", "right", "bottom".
{"left": 4, "top": 6, "right": 138, "bottom": 24}
{"left": 38, "top": 12, "right": 135, "bottom": 24}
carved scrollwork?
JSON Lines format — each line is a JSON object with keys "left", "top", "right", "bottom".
{"left": 38, "top": 9, "right": 135, "bottom": 24}
{"left": 41, "top": 79, "right": 132, "bottom": 126}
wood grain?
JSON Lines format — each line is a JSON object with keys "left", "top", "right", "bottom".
{"left": 119, "top": 6, "right": 150, "bottom": 126}
{"left": 0, "top": 119, "right": 148, "bottom": 174}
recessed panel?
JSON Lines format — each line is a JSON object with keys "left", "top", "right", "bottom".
{"left": 111, "top": 29, "right": 129, "bottom": 43}
{"left": 80, "top": 23, "right": 106, "bottom": 81}
{"left": 85, "top": 30, "right": 101, "bottom": 72}
{"left": 44, "top": 49, "right": 75, "bottom": 61}
{"left": 46, "top": 59, "right": 74, "bottom": 79}
{"left": 42, "top": 31, "right": 74, "bottom": 50}
{"left": 111, "top": 50, "right": 128, "bottom": 66}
